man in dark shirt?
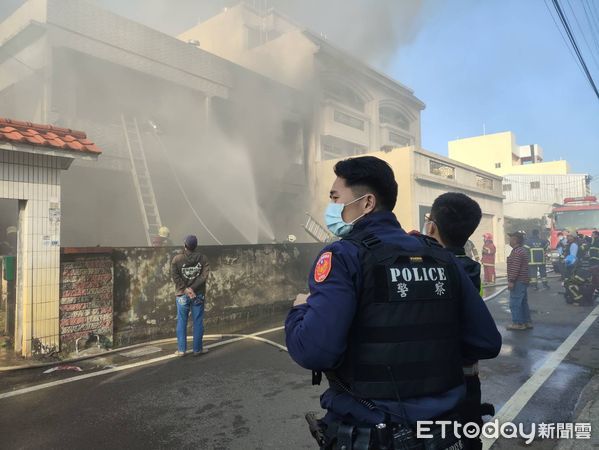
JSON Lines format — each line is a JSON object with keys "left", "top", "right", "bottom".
{"left": 506, "top": 231, "right": 531, "bottom": 330}
{"left": 171, "top": 235, "right": 210, "bottom": 356}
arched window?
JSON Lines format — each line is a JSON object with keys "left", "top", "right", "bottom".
{"left": 379, "top": 106, "right": 410, "bottom": 130}
{"left": 323, "top": 80, "right": 365, "bottom": 112}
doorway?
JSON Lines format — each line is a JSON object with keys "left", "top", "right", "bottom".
{"left": 0, "top": 199, "right": 18, "bottom": 351}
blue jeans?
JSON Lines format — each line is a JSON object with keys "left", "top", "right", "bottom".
{"left": 509, "top": 281, "right": 531, "bottom": 325}
{"left": 176, "top": 293, "right": 205, "bottom": 353}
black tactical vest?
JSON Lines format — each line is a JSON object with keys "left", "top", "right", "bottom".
{"left": 328, "top": 232, "right": 464, "bottom": 400}
{"left": 525, "top": 239, "right": 546, "bottom": 265}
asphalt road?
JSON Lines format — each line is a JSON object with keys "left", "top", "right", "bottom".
{"left": 1, "top": 277, "right": 599, "bottom": 449}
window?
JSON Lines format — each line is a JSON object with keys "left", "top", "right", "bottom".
{"left": 379, "top": 106, "right": 410, "bottom": 130}
{"left": 321, "top": 135, "right": 367, "bottom": 160}
{"left": 495, "top": 163, "right": 501, "bottom": 168}
{"left": 503, "top": 184, "right": 512, "bottom": 192}
{"left": 476, "top": 175, "right": 494, "bottom": 191}
{"left": 388, "top": 132, "right": 411, "bottom": 147}
{"left": 429, "top": 160, "right": 455, "bottom": 179}
{"left": 530, "top": 181, "right": 541, "bottom": 189}
{"left": 323, "top": 81, "right": 364, "bottom": 111}
{"left": 334, "top": 110, "right": 364, "bottom": 130}
{"left": 555, "top": 210, "right": 599, "bottom": 230}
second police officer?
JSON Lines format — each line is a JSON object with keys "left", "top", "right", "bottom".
{"left": 286, "top": 156, "right": 502, "bottom": 449}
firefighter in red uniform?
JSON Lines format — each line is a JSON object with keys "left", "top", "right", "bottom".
{"left": 482, "top": 233, "right": 496, "bottom": 284}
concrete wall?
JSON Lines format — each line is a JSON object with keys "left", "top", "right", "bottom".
{"left": 508, "top": 160, "right": 570, "bottom": 175}
{"left": 503, "top": 174, "right": 588, "bottom": 206}
{"left": 59, "top": 249, "right": 113, "bottom": 353}
{"left": 111, "top": 243, "right": 321, "bottom": 347}
{"left": 448, "top": 132, "right": 571, "bottom": 177}
{"left": 448, "top": 131, "right": 517, "bottom": 176}
{"left": 179, "top": 5, "right": 314, "bottom": 90}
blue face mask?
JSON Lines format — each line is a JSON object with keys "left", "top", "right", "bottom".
{"left": 325, "top": 195, "right": 368, "bottom": 237}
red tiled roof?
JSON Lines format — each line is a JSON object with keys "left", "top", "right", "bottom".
{"left": 0, "top": 118, "right": 102, "bottom": 155}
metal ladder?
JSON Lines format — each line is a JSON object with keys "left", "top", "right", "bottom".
{"left": 121, "top": 114, "right": 162, "bottom": 245}
{"left": 303, "top": 212, "right": 335, "bottom": 243}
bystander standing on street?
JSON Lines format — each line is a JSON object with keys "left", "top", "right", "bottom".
{"left": 171, "top": 234, "right": 210, "bottom": 356}
{"left": 507, "top": 231, "right": 531, "bottom": 331}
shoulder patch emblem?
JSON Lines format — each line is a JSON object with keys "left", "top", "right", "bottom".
{"left": 314, "top": 252, "right": 333, "bottom": 283}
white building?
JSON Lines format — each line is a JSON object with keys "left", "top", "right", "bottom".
{"left": 503, "top": 174, "right": 590, "bottom": 218}
{"left": 179, "top": 2, "right": 425, "bottom": 164}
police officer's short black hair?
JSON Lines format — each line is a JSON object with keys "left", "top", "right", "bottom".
{"left": 334, "top": 156, "right": 398, "bottom": 211}
{"left": 430, "top": 192, "right": 482, "bottom": 248}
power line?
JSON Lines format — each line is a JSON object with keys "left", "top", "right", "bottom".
{"left": 590, "top": 0, "right": 599, "bottom": 28}
{"left": 581, "top": 0, "right": 599, "bottom": 55}
{"left": 564, "top": 0, "right": 599, "bottom": 72}
{"left": 550, "top": 0, "right": 599, "bottom": 100}
{"left": 544, "top": 0, "right": 588, "bottom": 78}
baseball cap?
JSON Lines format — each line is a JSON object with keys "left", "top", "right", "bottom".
{"left": 184, "top": 235, "right": 198, "bottom": 250}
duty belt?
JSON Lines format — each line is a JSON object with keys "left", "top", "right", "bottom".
{"left": 462, "top": 363, "right": 479, "bottom": 376}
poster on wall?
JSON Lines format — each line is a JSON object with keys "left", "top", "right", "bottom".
{"left": 49, "top": 202, "right": 61, "bottom": 224}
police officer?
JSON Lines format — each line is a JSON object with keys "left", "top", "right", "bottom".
{"left": 286, "top": 156, "right": 502, "bottom": 449}
{"left": 524, "top": 229, "right": 549, "bottom": 290}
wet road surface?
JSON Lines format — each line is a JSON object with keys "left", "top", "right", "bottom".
{"left": 1, "top": 276, "right": 599, "bottom": 449}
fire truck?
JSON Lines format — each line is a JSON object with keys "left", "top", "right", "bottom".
{"left": 548, "top": 196, "right": 599, "bottom": 249}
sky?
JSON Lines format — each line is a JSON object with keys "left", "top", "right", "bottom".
{"left": 1, "top": 0, "right": 598, "bottom": 191}
{"left": 389, "top": 0, "right": 599, "bottom": 192}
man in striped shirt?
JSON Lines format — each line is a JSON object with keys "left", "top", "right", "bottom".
{"left": 506, "top": 231, "right": 531, "bottom": 330}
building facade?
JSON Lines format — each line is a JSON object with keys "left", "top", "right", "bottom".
{"left": 448, "top": 131, "right": 572, "bottom": 176}
{"left": 0, "top": 0, "right": 310, "bottom": 247}
{"left": 448, "top": 131, "right": 588, "bottom": 219}
{"left": 179, "top": 3, "right": 425, "bottom": 162}
{"left": 502, "top": 174, "right": 590, "bottom": 218}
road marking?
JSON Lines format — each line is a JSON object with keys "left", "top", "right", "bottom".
{"left": 482, "top": 303, "right": 599, "bottom": 449}
{"left": 119, "top": 346, "right": 163, "bottom": 358}
{"left": 0, "top": 326, "right": 285, "bottom": 400}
